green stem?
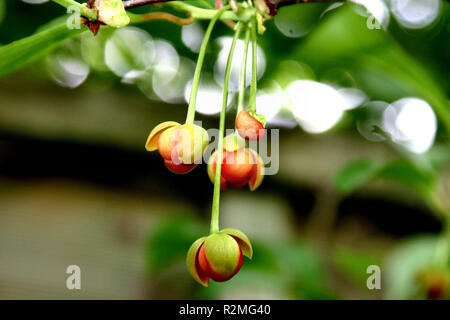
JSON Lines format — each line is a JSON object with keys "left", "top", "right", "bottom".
{"left": 248, "top": 16, "right": 257, "bottom": 112}
{"left": 237, "top": 25, "right": 251, "bottom": 115}
{"left": 51, "top": 0, "right": 98, "bottom": 20}
{"left": 185, "top": 5, "right": 231, "bottom": 124}
{"left": 210, "top": 22, "right": 244, "bottom": 234}
{"left": 168, "top": 2, "right": 252, "bottom": 21}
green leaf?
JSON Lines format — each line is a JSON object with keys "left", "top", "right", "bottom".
{"left": 378, "top": 160, "right": 435, "bottom": 195}
{"left": 334, "top": 159, "right": 381, "bottom": 194}
{"left": 273, "top": 242, "right": 335, "bottom": 299}
{"left": 333, "top": 246, "right": 381, "bottom": 288}
{"left": 384, "top": 235, "right": 438, "bottom": 299}
{"left": 0, "top": 18, "right": 85, "bottom": 78}
{"left": 146, "top": 216, "right": 206, "bottom": 275}
{"left": 335, "top": 158, "right": 436, "bottom": 196}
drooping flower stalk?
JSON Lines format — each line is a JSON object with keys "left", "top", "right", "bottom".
{"left": 210, "top": 21, "right": 244, "bottom": 234}
{"left": 247, "top": 16, "right": 258, "bottom": 113}
{"left": 186, "top": 5, "right": 231, "bottom": 125}
{"left": 236, "top": 25, "right": 251, "bottom": 115}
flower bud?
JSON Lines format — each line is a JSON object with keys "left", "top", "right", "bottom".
{"left": 186, "top": 228, "right": 252, "bottom": 286}
{"left": 145, "top": 122, "right": 209, "bottom": 174}
{"left": 207, "top": 142, "right": 264, "bottom": 191}
{"left": 235, "top": 110, "right": 266, "bottom": 140}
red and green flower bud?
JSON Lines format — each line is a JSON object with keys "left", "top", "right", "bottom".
{"left": 235, "top": 110, "right": 266, "bottom": 141}
{"left": 186, "top": 228, "right": 252, "bottom": 286}
{"left": 145, "top": 122, "right": 209, "bottom": 174}
{"left": 207, "top": 137, "right": 264, "bottom": 190}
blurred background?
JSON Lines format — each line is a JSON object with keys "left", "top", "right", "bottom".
{"left": 0, "top": 0, "right": 449, "bottom": 299}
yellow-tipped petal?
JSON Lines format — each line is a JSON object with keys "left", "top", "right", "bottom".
{"left": 177, "top": 124, "right": 210, "bottom": 164}
{"left": 221, "top": 228, "right": 253, "bottom": 259}
{"left": 248, "top": 149, "right": 264, "bottom": 191}
{"left": 145, "top": 121, "right": 180, "bottom": 151}
{"left": 223, "top": 132, "right": 246, "bottom": 152}
{"left": 186, "top": 237, "right": 209, "bottom": 286}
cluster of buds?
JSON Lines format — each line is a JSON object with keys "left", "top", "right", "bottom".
{"left": 144, "top": 9, "right": 268, "bottom": 287}
{"left": 187, "top": 228, "right": 252, "bottom": 286}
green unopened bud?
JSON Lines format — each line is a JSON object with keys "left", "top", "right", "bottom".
{"left": 186, "top": 229, "right": 252, "bottom": 286}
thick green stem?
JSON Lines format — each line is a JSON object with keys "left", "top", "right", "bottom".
{"left": 51, "top": 0, "right": 98, "bottom": 20}
{"left": 185, "top": 6, "right": 230, "bottom": 124}
{"left": 248, "top": 16, "right": 258, "bottom": 112}
{"left": 210, "top": 22, "right": 244, "bottom": 234}
{"left": 237, "top": 25, "right": 251, "bottom": 115}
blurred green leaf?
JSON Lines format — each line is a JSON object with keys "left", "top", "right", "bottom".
{"left": 146, "top": 215, "right": 206, "bottom": 275}
{"left": 335, "top": 159, "right": 381, "bottom": 194}
{"left": 384, "top": 235, "right": 438, "bottom": 299}
{"left": 423, "top": 144, "right": 450, "bottom": 173}
{"left": 333, "top": 246, "right": 381, "bottom": 288}
{"left": 335, "top": 158, "right": 436, "bottom": 196}
{"left": 0, "top": 18, "right": 84, "bottom": 78}
{"left": 274, "top": 242, "right": 335, "bottom": 299}
{"left": 274, "top": 3, "right": 329, "bottom": 38}
{"left": 378, "top": 160, "right": 435, "bottom": 195}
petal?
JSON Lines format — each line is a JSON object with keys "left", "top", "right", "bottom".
{"left": 164, "top": 160, "right": 197, "bottom": 174}
{"left": 186, "top": 237, "right": 209, "bottom": 286}
{"left": 203, "top": 233, "right": 242, "bottom": 280}
{"left": 221, "top": 149, "right": 254, "bottom": 184}
{"left": 178, "top": 124, "right": 210, "bottom": 164}
{"left": 158, "top": 126, "right": 180, "bottom": 161}
{"left": 221, "top": 228, "right": 253, "bottom": 259}
{"left": 145, "top": 121, "right": 180, "bottom": 151}
{"left": 248, "top": 149, "right": 264, "bottom": 191}
{"left": 223, "top": 132, "right": 246, "bottom": 152}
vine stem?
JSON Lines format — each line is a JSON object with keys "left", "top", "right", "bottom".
{"left": 248, "top": 16, "right": 257, "bottom": 113}
{"left": 51, "top": 0, "right": 97, "bottom": 20}
{"left": 128, "top": 12, "right": 194, "bottom": 25}
{"left": 167, "top": 2, "right": 242, "bottom": 21}
{"left": 237, "top": 25, "right": 251, "bottom": 115}
{"left": 185, "top": 5, "right": 230, "bottom": 124}
{"left": 50, "top": 0, "right": 243, "bottom": 21}
{"left": 210, "top": 21, "right": 244, "bottom": 234}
